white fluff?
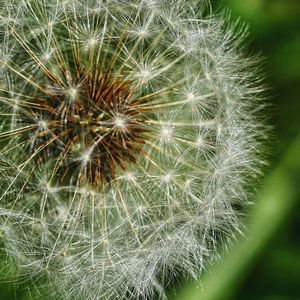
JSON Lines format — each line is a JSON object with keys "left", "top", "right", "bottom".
{"left": 0, "top": 1, "right": 266, "bottom": 299}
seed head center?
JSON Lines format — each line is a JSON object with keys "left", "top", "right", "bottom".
{"left": 28, "top": 71, "right": 148, "bottom": 187}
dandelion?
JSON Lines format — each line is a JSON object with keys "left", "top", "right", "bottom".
{"left": 0, "top": 0, "right": 266, "bottom": 299}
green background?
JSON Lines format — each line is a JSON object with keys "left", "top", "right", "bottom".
{"left": 1, "top": 0, "right": 300, "bottom": 299}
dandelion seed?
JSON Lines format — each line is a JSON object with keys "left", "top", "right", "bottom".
{"left": 81, "top": 151, "right": 91, "bottom": 164}
{"left": 67, "top": 87, "right": 78, "bottom": 100}
{"left": 114, "top": 115, "right": 127, "bottom": 129}
{"left": 123, "top": 172, "right": 135, "bottom": 182}
{"left": 187, "top": 92, "right": 196, "bottom": 102}
{"left": 161, "top": 172, "right": 173, "bottom": 183}
{"left": 38, "top": 120, "right": 48, "bottom": 129}
{"left": 161, "top": 127, "right": 173, "bottom": 139}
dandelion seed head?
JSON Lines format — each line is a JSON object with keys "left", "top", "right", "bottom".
{"left": 0, "top": 0, "right": 266, "bottom": 299}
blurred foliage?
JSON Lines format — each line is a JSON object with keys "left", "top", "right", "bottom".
{"left": 1, "top": 0, "right": 300, "bottom": 299}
